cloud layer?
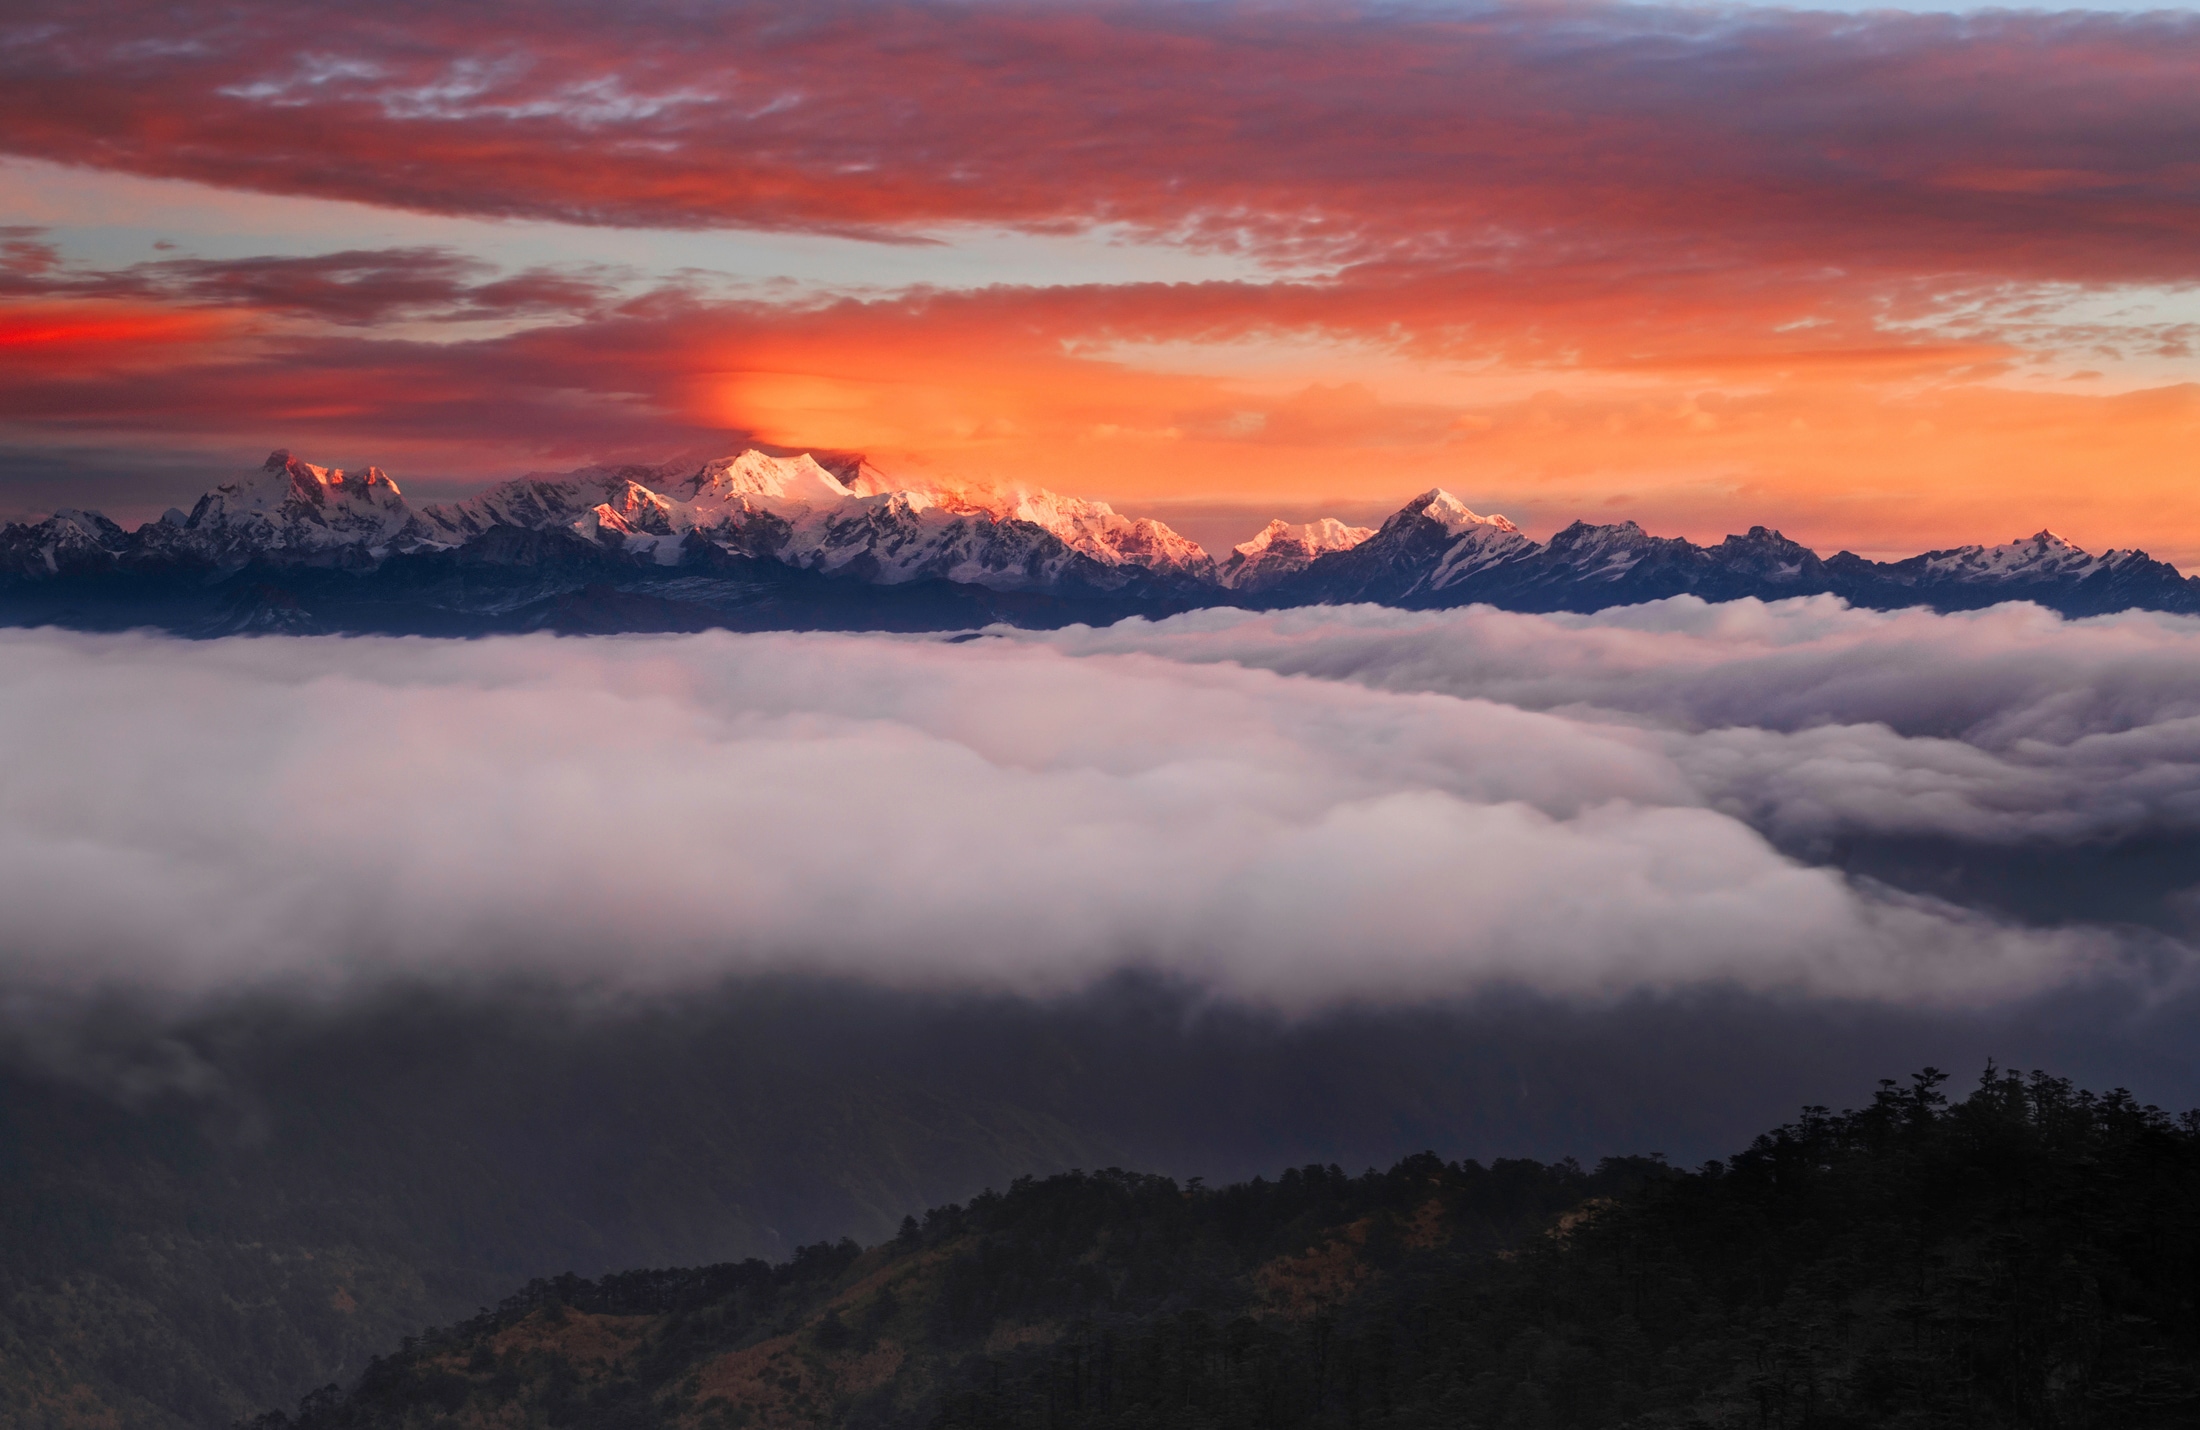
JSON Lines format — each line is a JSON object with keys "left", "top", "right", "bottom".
{"left": 1026, "top": 598, "right": 2200, "bottom": 849}
{"left": 7, "top": 1, "right": 2198, "bottom": 281}
{"left": 6, "top": 602, "right": 2187, "bottom": 1008}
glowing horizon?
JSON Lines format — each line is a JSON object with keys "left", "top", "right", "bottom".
{"left": 2, "top": 0, "right": 2197, "bottom": 563}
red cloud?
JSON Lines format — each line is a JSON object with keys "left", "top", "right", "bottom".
{"left": 2, "top": 237, "right": 619, "bottom": 327}
{"left": 1, "top": 1, "right": 2195, "bottom": 287}
{"left": 0, "top": 300, "right": 234, "bottom": 354}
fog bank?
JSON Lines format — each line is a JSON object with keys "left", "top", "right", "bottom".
{"left": 1, "top": 603, "right": 2189, "bottom": 1005}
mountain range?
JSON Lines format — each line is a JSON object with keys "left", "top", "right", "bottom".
{"left": 4, "top": 448, "right": 2195, "bottom": 636}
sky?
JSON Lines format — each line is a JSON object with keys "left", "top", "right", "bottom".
{"left": 3, "top": 0, "right": 2199, "bottom": 561}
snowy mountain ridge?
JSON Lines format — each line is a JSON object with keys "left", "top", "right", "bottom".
{"left": 404, "top": 449, "right": 1217, "bottom": 590}
{"left": 5, "top": 446, "right": 2197, "bottom": 631}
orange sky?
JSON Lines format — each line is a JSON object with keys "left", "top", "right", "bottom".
{"left": 1, "top": 0, "right": 2197, "bottom": 561}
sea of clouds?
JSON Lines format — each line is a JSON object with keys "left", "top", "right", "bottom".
{"left": 5, "top": 596, "right": 2196, "bottom": 1008}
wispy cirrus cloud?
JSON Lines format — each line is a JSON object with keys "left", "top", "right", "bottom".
{"left": 0, "top": 231, "right": 620, "bottom": 326}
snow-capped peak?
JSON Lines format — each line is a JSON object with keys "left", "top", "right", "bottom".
{"left": 1409, "top": 488, "right": 1520, "bottom": 536}
{"left": 1916, "top": 530, "right": 2106, "bottom": 583}
{"left": 0, "top": 506, "right": 130, "bottom": 577}
{"left": 1232, "top": 517, "right": 1374, "bottom": 560}
{"left": 47, "top": 508, "right": 124, "bottom": 542}
{"left": 150, "top": 449, "right": 429, "bottom": 564}
{"left": 1216, "top": 516, "right": 1376, "bottom": 590}
{"left": 674, "top": 450, "right": 855, "bottom": 511}
{"left": 992, "top": 488, "right": 1211, "bottom": 575}
{"left": 253, "top": 449, "right": 404, "bottom": 503}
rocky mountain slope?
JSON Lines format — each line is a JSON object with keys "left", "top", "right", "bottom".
{"left": 5, "top": 449, "right": 2196, "bottom": 634}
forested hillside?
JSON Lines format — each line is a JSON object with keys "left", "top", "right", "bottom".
{"left": 243, "top": 1067, "right": 2200, "bottom": 1430}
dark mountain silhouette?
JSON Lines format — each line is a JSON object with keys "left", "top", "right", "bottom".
{"left": 243, "top": 1066, "right": 2200, "bottom": 1430}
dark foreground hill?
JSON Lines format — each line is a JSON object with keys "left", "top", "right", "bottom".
{"left": 24, "top": 981, "right": 2136, "bottom": 1430}
{"left": 244, "top": 1068, "right": 2200, "bottom": 1430}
